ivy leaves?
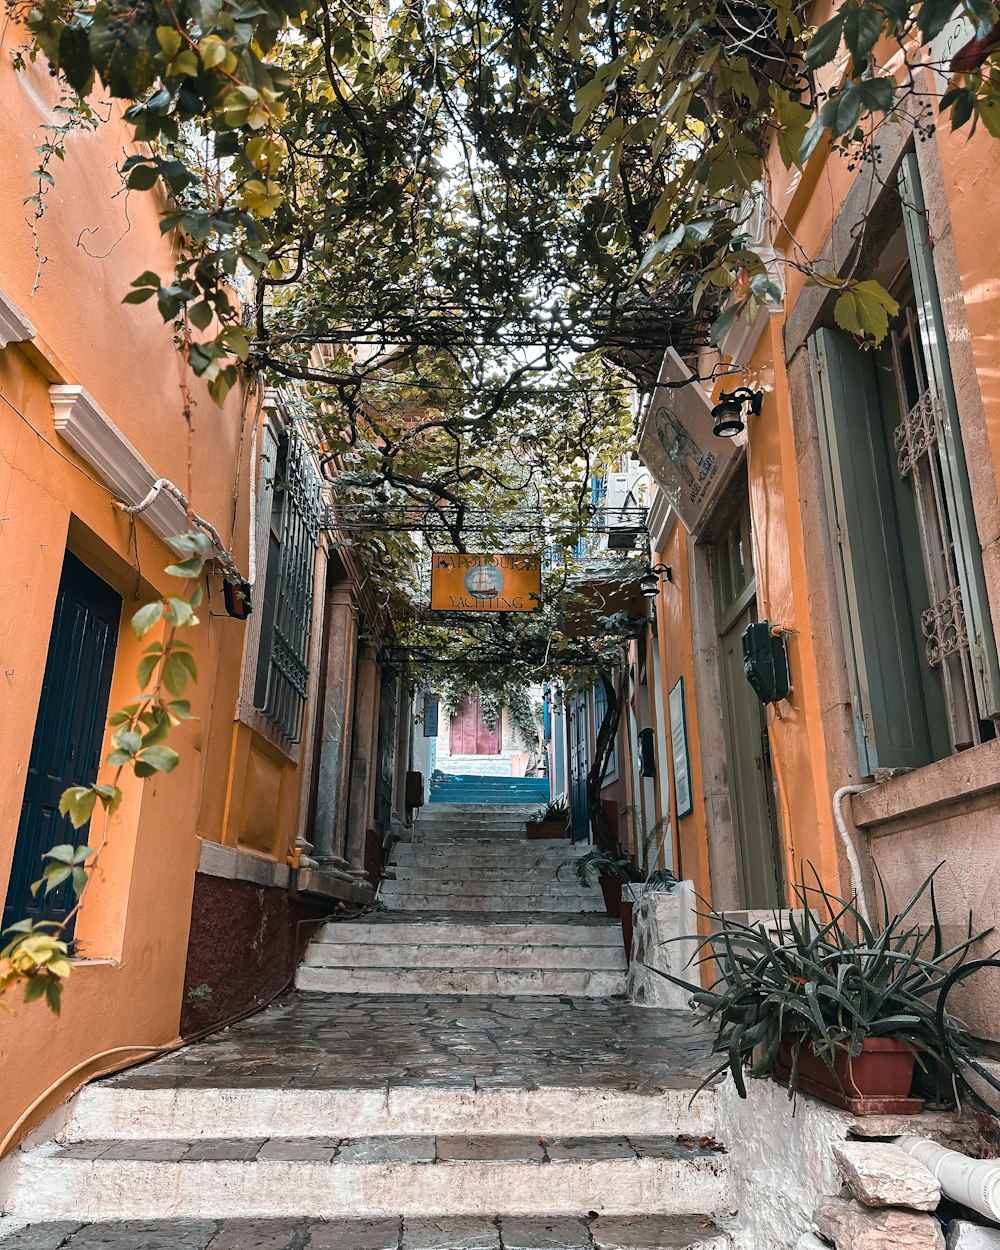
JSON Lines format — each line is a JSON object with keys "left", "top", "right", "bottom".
{"left": 834, "top": 279, "right": 900, "bottom": 345}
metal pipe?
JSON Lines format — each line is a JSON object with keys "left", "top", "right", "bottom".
{"left": 897, "top": 1137, "right": 1000, "bottom": 1222}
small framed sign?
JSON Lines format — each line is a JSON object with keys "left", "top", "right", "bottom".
{"left": 669, "top": 676, "right": 693, "bottom": 818}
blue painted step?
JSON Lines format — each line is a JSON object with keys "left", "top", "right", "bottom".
{"left": 428, "top": 772, "right": 551, "bottom": 805}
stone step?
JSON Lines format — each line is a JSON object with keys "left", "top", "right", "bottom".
{"left": 391, "top": 845, "right": 574, "bottom": 863}
{"left": 387, "top": 867, "right": 579, "bottom": 884}
{"left": 6, "top": 1136, "right": 730, "bottom": 1222}
{"left": 61, "top": 1082, "right": 720, "bottom": 1143}
{"left": 295, "top": 966, "right": 626, "bottom": 996}
{"left": 0, "top": 1215, "right": 731, "bottom": 1250}
{"left": 378, "top": 880, "right": 599, "bottom": 898}
{"left": 303, "top": 942, "right": 626, "bottom": 970}
{"left": 376, "top": 898, "right": 605, "bottom": 914}
{"left": 313, "top": 920, "right": 622, "bottom": 946}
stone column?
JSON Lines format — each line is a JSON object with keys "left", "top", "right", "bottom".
{"left": 344, "top": 646, "right": 380, "bottom": 868}
{"left": 312, "top": 583, "right": 359, "bottom": 864}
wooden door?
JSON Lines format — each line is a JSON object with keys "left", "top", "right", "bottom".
{"left": 449, "top": 697, "right": 501, "bottom": 755}
{"left": 715, "top": 501, "right": 783, "bottom": 909}
{"left": 375, "top": 667, "right": 398, "bottom": 832}
{"left": 568, "top": 691, "right": 590, "bottom": 841}
{"left": 3, "top": 552, "right": 121, "bottom": 936}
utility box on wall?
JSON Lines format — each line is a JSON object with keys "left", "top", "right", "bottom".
{"left": 741, "top": 621, "right": 790, "bottom": 704}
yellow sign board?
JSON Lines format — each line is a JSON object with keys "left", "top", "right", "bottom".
{"left": 430, "top": 553, "right": 542, "bottom": 612}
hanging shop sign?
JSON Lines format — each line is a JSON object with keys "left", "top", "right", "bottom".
{"left": 430, "top": 553, "right": 541, "bottom": 612}
{"left": 638, "top": 348, "right": 740, "bottom": 536}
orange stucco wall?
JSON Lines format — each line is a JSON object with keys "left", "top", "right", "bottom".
{"left": 650, "top": 35, "right": 1000, "bottom": 920}
{"left": 653, "top": 525, "right": 713, "bottom": 907}
{"left": 0, "top": 42, "right": 260, "bottom": 1144}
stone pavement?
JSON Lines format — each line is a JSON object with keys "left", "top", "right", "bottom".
{"left": 0, "top": 1214, "right": 729, "bottom": 1249}
{"left": 101, "top": 993, "right": 717, "bottom": 1093}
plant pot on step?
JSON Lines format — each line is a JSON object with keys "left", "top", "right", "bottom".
{"left": 619, "top": 882, "right": 645, "bottom": 960}
{"left": 773, "top": 1035, "right": 923, "bottom": 1115}
{"left": 598, "top": 874, "right": 625, "bottom": 919}
{"left": 525, "top": 818, "right": 568, "bottom": 840}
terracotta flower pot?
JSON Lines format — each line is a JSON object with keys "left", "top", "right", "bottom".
{"left": 774, "top": 1035, "right": 923, "bottom": 1115}
{"left": 620, "top": 899, "right": 635, "bottom": 959}
{"left": 598, "top": 874, "right": 624, "bottom": 918}
{"left": 525, "top": 819, "right": 567, "bottom": 840}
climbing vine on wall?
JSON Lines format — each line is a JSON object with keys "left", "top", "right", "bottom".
{"left": 0, "top": 531, "right": 212, "bottom": 1014}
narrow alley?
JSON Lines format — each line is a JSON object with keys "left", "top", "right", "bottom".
{"left": 0, "top": 793, "right": 729, "bottom": 1248}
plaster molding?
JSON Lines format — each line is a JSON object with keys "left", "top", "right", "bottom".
{"left": 197, "top": 839, "right": 291, "bottom": 890}
{"left": 49, "top": 384, "right": 188, "bottom": 541}
{"left": 645, "top": 489, "right": 677, "bottom": 551}
{"left": 0, "top": 288, "right": 36, "bottom": 349}
{"left": 717, "top": 247, "right": 786, "bottom": 369}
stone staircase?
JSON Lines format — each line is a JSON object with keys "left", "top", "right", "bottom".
{"left": 297, "top": 802, "right": 619, "bottom": 995}
{"left": 0, "top": 798, "right": 733, "bottom": 1249}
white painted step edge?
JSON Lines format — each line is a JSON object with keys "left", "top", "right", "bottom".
{"left": 62, "top": 1085, "right": 720, "bottom": 1142}
{"left": 6, "top": 1155, "right": 731, "bottom": 1221}
{"left": 294, "top": 967, "right": 627, "bottom": 996}
{"left": 302, "top": 944, "right": 626, "bottom": 970}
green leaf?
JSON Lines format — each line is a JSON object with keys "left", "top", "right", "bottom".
{"left": 123, "top": 288, "right": 157, "bottom": 305}
{"left": 137, "top": 653, "right": 160, "bottom": 688}
{"left": 132, "top": 601, "right": 164, "bottom": 638}
{"left": 843, "top": 5, "right": 884, "bottom": 61}
{"left": 112, "top": 728, "right": 142, "bottom": 756}
{"left": 806, "top": 12, "right": 846, "bottom": 67}
{"left": 58, "top": 786, "right": 97, "bottom": 830}
{"left": 135, "top": 744, "right": 180, "bottom": 774}
{"left": 834, "top": 280, "right": 900, "bottom": 345}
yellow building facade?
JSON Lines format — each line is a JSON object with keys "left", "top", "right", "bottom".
{"left": 642, "top": 27, "right": 1000, "bottom": 1033}
{"left": 0, "top": 51, "right": 404, "bottom": 1147}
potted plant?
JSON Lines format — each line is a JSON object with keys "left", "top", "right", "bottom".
{"left": 525, "top": 797, "right": 569, "bottom": 840}
{"left": 563, "top": 844, "right": 642, "bottom": 920}
{"left": 658, "top": 867, "right": 991, "bottom": 1115}
{"left": 620, "top": 866, "right": 677, "bottom": 961}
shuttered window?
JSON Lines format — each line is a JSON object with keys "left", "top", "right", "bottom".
{"left": 253, "top": 423, "right": 323, "bottom": 743}
{"left": 810, "top": 153, "right": 999, "bottom": 775}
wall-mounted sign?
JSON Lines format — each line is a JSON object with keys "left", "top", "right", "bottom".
{"left": 669, "top": 676, "right": 693, "bottom": 818}
{"left": 638, "top": 348, "right": 740, "bottom": 536}
{"left": 430, "top": 553, "right": 541, "bottom": 612}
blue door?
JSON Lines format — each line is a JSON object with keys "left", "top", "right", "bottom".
{"left": 568, "top": 691, "right": 590, "bottom": 842}
{"left": 3, "top": 552, "right": 121, "bottom": 937}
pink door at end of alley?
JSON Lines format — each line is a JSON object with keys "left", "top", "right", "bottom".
{"left": 450, "top": 698, "right": 502, "bottom": 755}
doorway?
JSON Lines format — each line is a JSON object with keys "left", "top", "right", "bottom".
{"left": 449, "top": 696, "right": 501, "bottom": 755}
{"left": 714, "top": 498, "right": 783, "bottom": 909}
{"left": 568, "top": 690, "right": 590, "bottom": 841}
{"left": 3, "top": 551, "right": 121, "bottom": 936}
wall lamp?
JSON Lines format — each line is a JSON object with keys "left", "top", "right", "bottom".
{"left": 639, "top": 563, "right": 673, "bottom": 598}
{"left": 711, "top": 387, "right": 764, "bottom": 438}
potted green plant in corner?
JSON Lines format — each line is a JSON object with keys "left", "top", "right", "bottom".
{"left": 658, "top": 866, "right": 991, "bottom": 1115}
{"left": 563, "top": 844, "right": 641, "bottom": 921}
{"left": 525, "top": 797, "right": 569, "bottom": 840}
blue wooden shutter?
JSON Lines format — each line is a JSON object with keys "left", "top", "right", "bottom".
{"left": 809, "top": 328, "right": 933, "bottom": 774}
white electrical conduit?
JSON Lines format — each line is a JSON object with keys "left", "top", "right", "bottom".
{"left": 832, "top": 784, "right": 872, "bottom": 929}
{"left": 897, "top": 1137, "right": 1000, "bottom": 1222}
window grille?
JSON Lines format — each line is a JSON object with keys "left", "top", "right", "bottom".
{"left": 888, "top": 296, "right": 983, "bottom": 751}
{"left": 253, "top": 424, "right": 323, "bottom": 743}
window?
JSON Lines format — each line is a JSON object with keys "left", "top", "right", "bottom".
{"left": 593, "top": 682, "right": 618, "bottom": 781}
{"left": 253, "top": 423, "right": 323, "bottom": 743}
{"left": 811, "top": 153, "right": 999, "bottom": 775}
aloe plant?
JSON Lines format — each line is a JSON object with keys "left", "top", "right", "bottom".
{"left": 659, "top": 865, "right": 993, "bottom": 1100}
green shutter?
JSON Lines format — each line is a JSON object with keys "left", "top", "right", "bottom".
{"left": 898, "top": 152, "right": 1000, "bottom": 719}
{"left": 809, "top": 328, "right": 933, "bottom": 775}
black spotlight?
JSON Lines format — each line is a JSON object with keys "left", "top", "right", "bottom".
{"left": 711, "top": 387, "right": 764, "bottom": 438}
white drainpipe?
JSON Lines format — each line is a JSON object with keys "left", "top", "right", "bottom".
{"left": 832, "top": 784, "right": 872, "bottom": 929}
{"left": 897, "top": 1137, "right": 1000, "bottom": 1222}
